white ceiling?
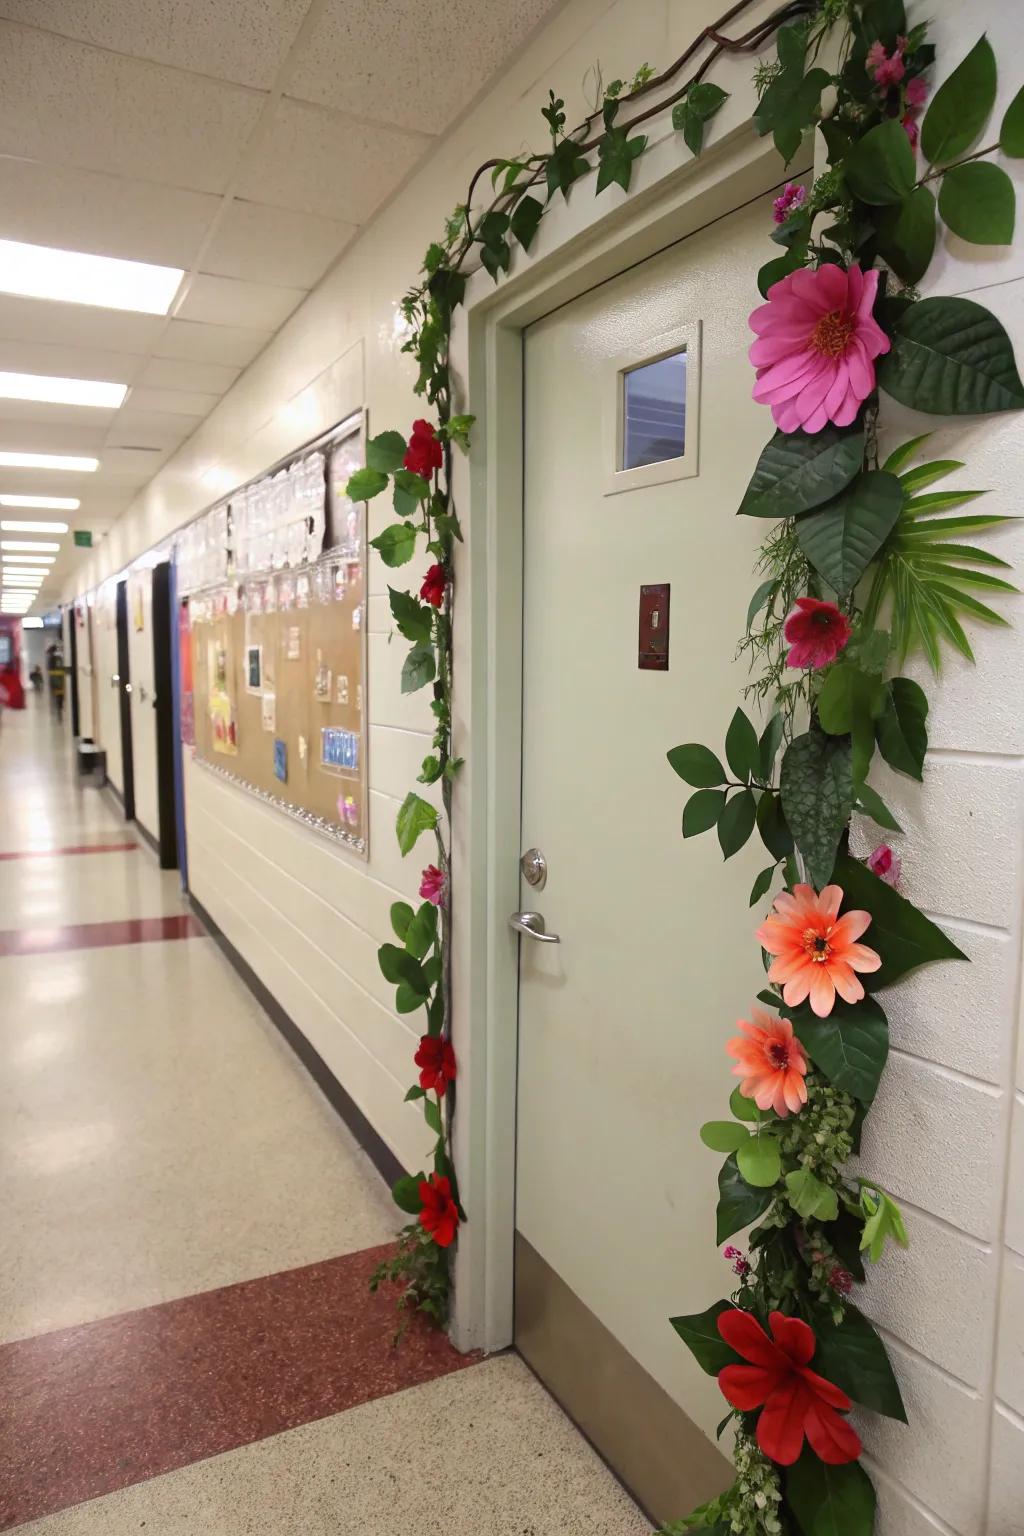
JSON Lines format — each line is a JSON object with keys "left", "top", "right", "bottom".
{"left": 0, "top": 0, "right": 563, "bottom": 613}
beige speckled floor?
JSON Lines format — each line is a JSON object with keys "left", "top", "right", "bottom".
{"left": 15, "top": 1355, "right": 652, "bottom": 1535}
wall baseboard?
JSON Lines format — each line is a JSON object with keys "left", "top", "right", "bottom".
{"left": 188, "top": 894, "right": 407, "bottom": 1192}
{"left": 104, "top": 780, "right": 124, "bottom": 810}
{"left": 134, "top": 817, "right": 159, "bottom": 859}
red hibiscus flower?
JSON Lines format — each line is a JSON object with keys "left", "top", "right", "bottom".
{"left": 415, "top": 1034, "right": 456, "bottom": 1095}
{"left": 717, "top": 1308, "right": 862, "bottom": 1466}
{"left": 420, "top": 563, "right": 446, "bottom": 609}
{"left": 784, "top": 597, "right": 851, "bottom": 670}
{"left": 420, "top": 864, "right": 446, "bottom": 905}
{"left": 418, "top": 1172, "right": 459, "bottom": 1247}
{"left": 404, "top": 419, "right": 443, "bottom": 481}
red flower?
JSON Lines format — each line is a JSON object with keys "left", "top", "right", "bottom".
{"left": 784, "top": 597, "right": 851, "bottom": 670}
{"left": 415, "top": 1034, "right": 456, "bottom": 1095}
{"left": 418, "top": 1172, "right": 459, "bottom": 1247}
{"left": 717, "top": 1308, "right": 862, "bottom": 1466}
{"left": 420, "top": 864, "right": 446, "bottom": 906}
{"left": 403, "top": 419, "right": 443, "bottom": 481}
{"left": 420, "top": 563, "right": 446, "bottom": 609}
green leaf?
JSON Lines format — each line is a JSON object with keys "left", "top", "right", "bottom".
{"left": 882, "top": 434, "right": 932, "bottom": 475}
{"left": 390, "top": 901, "right": 414, "bottom": 941}
{"left": 725, "top": 707, "right": 760, "bottom": 782}
{"left": 789, "top": 995, "right": 890, "bottom": 1104}
{"left": 737, "top": 1133, "right": 782, "bottom": 1188}
{"left": 756, "top": 791, "right": 793, "bottom": 862}
{"left": 673, "top": 82, "right": 729, "bottom": 156}
{"left": 366, "top": 430, "right": 407, "bottom": 474}
{"left": 393, "top": 468, "right": 429, "bottom": 517}
{"left": 833, "top": 850, "right": 967, "bottom": 987}
{"left": 757, "top": 250, "right": 806, "bottom": 298}
{"left": 796, "top": 472, "right": 904, "bottom": 595}
{"left": 785, "top": 1167, "right": 839, "bottom": 1221}
{"left": 404, "top": 900, "right": 438, "bottom": 960}
{"left": 730, "top": 1085, "right": 776, "bottom": 1124}
{"left": 747, "top": 578, "right": 779, "bottom": 634}
{"left": 404, "top": 1084, "right": 425, "bottom": 1101}
{"left": 750, "top": 863, "right": 778, "bottom": 907}
{"left": 510, "top": 194, "right": 545, "bottom": 251}
{"left": 392, "top": 1173, "right": 424, "bottom": 1215}
{"left": 417, "top": 754, "right": 443, "bottom": 785}
{"left": 843, "top": 119, "right": 916, "bottom": 204}
{"left": 378, "top": 942, "right": 419, "bottom": 987}
{"left": 938, "top": 161, "right": 1016, "bottom": 245}
{"left": 1002, "top": 84, "right": 1024, "bottom": 156}
{"left": 423, "top": 1096, "right": 442, "bottom": 1134}
{"left": 780, "top": 729, "right": 854, "bottom": 889}
{"left": 816, "top": 663, "right": 887, "bottom": 780}
{"left": 596, "top": 126, "right": 647, "bottom": 194}
{"left": 669, "top": 1300, "right": 742, "bottom": 1375}
{"left": 371, "top": 523, "right": 418, "bottom": 567}
{"left": 716, "top": 1154, "right": 773, "bottom": 1244}
{"left": 683, "top": 788, "right": 727, "bottom": 837}
{"left": 855, "top": 779, "right": 902, "bottom": 833}
{"left": 388, "top": 586, "right": 433, "bottom": 644}
{"left": 859, "top": 1185, "right": 909, "bottom": 1262}
{"left": 395, "top": 791, "right": 438, "bottom": 856}
{"left": 758, "top": 714, "right": 785, "bottom": 783}
{"left": 738, "top": 426, "right": 864, "bottom": 519}
{"left": 667, "top": 744, "right": 726, "bottom": 787}
{"left": 401, "top": 641, "right": 436, "bottom": 694}
{"left": 921, "top": 35, "right": 997, "bottom": 165}
{"left": 873, "top": 186, "right": 936, "bottom": 285}
{"left": 785, "top": 1448, "right": 877, "bottom": 1536}
{"left": 717, "top": 789, "right": 757, "bottom": 859}
{"left": 545, "top": 136, "right": 589, "bottom": 201}
{"left": 879, "top": 295, "right": 1024, "bottom": 415}
{"left": 699, "top": 1121, "right": 750, "bottom": 1154}
{"left": 813, "top": 1304, "right": 907, "bottom": 1421}
{"left": 876, "top": 678, "right": 928, "bottom": 779}
{"left": 346, "top": 466, "right": 389, "bottom": 501}
{"left": 395, "top": 980, "right": 428, "bottom": 1014}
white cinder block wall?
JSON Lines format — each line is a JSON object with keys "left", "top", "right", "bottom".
{"left": 65, "top": 0, "right": 1023, "bottom": 1529}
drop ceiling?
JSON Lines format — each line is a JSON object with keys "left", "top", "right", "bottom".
{"left": 0, "top": 0, "right": 563, "bottom": 614}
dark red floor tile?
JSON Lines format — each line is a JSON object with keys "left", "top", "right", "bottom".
{"left": 0, "top": 1246, "right": 480, "bottom": 1529}
{"left": 0, "top": 843, "right": 138, "bottom": 861}
{"left": 0, "top": 914, "right": 204, "bottom": 957}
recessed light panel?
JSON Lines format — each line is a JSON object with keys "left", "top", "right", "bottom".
{"left": 0, "top": 452, "right": 98, "bottom": 472}
{"left": 21, "top": 616, "right": 44, "bottom": 629}
{"left": 0, "top": 372, "right": 127, "bottom": 409}
{"left": 0, "top": 540, "right": 61, "bottom": 552}
{"left": 2, "top": 553, "right": 55, "bottom": 564}
{"left": 0, "top": 238, "right": 183, "bottom": 316}
{"left": 0, "top": 496, "right": 78, "bottom": 510}
{"left": 1, "top": 522, "right": 71, "bottom": 535}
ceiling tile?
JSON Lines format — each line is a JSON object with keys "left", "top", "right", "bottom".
{"left": 136, "top": 357, "right": 240, "bottom": 394}
{"left": 87, "top": 447, "right": 170, "bottom": 484}
{"left": 0, "top": 466, "right": 100, "bottom": 498}
{"left": 126, "top": 385, "right": 222, "bottom": 418}
{"left": 201, "top": 198, "right": 358, "bottom": 288}
{"left": 0, "top": 421, "right": 108, "bottom": 454}
{"left": 106, "top": 409, "right": 203, "bottom": 451}
{"left": 0, "top": 398, "right": 118, "bottom": 429}
{"left": 0, "top": 294, "right": 162, "bottom": 354}
{"left": 0, "top": 22, "right": 264, "bottom": 194}
{"left": 236, "top": 97, "right": 427, "bottom": 222}
{"left": 1, "top": 0, "right": 309, "bottom": 88}
{"left": 175, "top": 272, "right": 306, "bottom": 329}
{"left": 286, "top": 0, "right": 564, "bottom": 134}
{"left": 0, "top": 336, "right": 144, "bottom": 385}
{"left": 0, "top": 156, "right": 220, "bottom": 268}
{"left": 157, "top": 319, "right": 272, "bottom": 368}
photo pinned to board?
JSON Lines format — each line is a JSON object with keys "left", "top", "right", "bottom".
{"left": 273, "top": 738, "right": 287, "bottom": 783}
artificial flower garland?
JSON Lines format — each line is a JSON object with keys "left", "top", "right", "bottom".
{"left": 347, "top": 2, "right": 1024, "bottom": 1530}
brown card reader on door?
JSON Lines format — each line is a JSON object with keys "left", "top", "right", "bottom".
{"left": 638, "top": 583, "right": 670, "bottom": 670}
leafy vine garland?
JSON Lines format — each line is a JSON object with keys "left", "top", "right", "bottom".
{"left": 347, "top": 1, "right": 1024, "bottom": 1530}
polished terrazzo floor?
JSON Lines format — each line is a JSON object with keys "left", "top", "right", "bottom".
{"left": 0, "top": 700, "right": 650, "bottom": 1533}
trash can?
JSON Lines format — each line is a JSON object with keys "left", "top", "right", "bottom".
{"left": 76, "top": 739, "right": 106, "bottom": 787}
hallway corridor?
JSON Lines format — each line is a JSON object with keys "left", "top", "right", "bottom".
{"left": 0, "top": 703, "right": 649, "bottom": 1534}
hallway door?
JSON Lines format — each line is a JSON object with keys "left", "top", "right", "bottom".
{"left": 514, "top": 192, "right": 794, "bottom": 1521}
{"left": 151, "top": 562, "right": 178, "bottom": 869}
{"left": 115, "top": 579, "right": 135, "bottom": 821}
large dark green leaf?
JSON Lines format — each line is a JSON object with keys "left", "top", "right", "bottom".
{"left": 388, "top": 586, "right": 433, "bottom": 644}
{"left": 718, "top": 789, "right": 757, "bottom": 858}
{"left": 843, "top": 119, "right": 916, "bottom": 204}
{"left": 667, "top": 744, "right": 726, "bottom": 787}
{"left": 938, "top": 161, "right": 1015, "bottom": 246}
{"left": 1002, "top": 84, "right": 1024, "bottom": 156}
{"left": 371, "top": 522, "right": 418, "bottom": 567}
{"left": 669, "top": 1300, "right": 742, "bottom": 1375}
{"left": 683, "top": 788, "right": 726, "bottom": 837}
{"left": 816, "top": 662, "right": 887, "bottom": 782}
{"left": 796, "top": 472, "right": 903, "bottom": 594}
{"left": 786, "top": 1453, "right": 876, "bottom": 1536}
{"left": 813, "top": 1304, "right": 907, "bottom": 1421}
{"left": 395, "top": 791, "right": 438, "bottom": 856}
{"left": 391, "top": 1173, "right": 425, "bottom": 1215}
{"left": 756, "top": 791, "right": 793, "bottom": 861}
{"left": 878, "top": 296, "right": 1024, "bottom": 415}
{"left": 780, "top": 730, "right": 854, "bottom": 889}
{"left": 365, "top": 430, "right": 407, "bottom": 473}
{"left": 738, "top": 426, "right": 864, "bottom": 519}
{"left": 716, "top": 1154, "right": 773, "bottom": 1244}
{"left": 920, "top": 36, "right": 997, "bottom": 165}
{"left": 510, "top": 194, "right": 545, "bottom": 251}
{"left": 873, "top": 186, "right": 936, "bottom": 285}
{"left": 876, "top": 677, "right": 928, "bottom": 779}
{"left": 595, "top": 126, "right": 647, "bottom": 194}
{"left": 788, "top": 995, "right": 890, "bottom": 1104}
{"left": 672, "top": 82, "right": 729, "bottom": 156}
{"left": 832, "top": 851, "right": 967, "bottom": 987}
{"left": 401, "top": 641, "right": 436, "bottom": 694}
{"left": 725, "top": 707, "right": 760, "bottom": 782}
{"left": 346, "top": 466, "right": 389, "bottom": 501}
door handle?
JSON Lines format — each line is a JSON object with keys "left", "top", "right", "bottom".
{"left": 509, "top": 910, "right": 560, "bottom": 943}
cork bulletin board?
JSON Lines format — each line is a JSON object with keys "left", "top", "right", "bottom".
{"left": 183, "top": 415, "right": 368, "bottom": 855}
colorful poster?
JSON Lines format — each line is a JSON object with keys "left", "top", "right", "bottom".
{"left": 178, "top": 599, "right": 195, "bottom": 747}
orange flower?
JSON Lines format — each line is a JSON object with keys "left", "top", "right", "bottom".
{"left": 756, "top": 884, "right": 881, "bottom": 1019}
{"left": 727, "top": 1006, "right": 808, "bottom": 1116}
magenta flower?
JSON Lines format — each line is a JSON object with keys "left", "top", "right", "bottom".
{"left": 773, "top": 182, "right": 806, "bottom": 225}
{"left": 866, "top": 39, "right": 906, "bottom": 87}
{"left": 867, "top": 844, "right": 902, "bottom": 888}
{"left": 749, "top": 263, "right": 890, "bottom": 433}
{"left": 902, "top": 113, "right": 920, "bottom": 147}
{"left": 784, "top": 598, "right": 851, "bottom": 670}
{"left": 723, "top": 1245, "right": 751, "bottom": 1278}
{"left": 905, "top": 75, "right": 929, "bottom": 108}
{"left": 420, "top": 864, "right": 446, "bottom": 906}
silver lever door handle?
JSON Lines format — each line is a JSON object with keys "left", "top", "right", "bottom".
{"left": 509, "top": 910, "right": 560, "bottom": 943}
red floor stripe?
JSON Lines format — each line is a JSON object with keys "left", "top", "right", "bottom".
{"left": 0, "top": 914, "right": 204, "bottom": 957}
{"left": 0, "top": 843, "right": 138, "bottom": 861}
{"left": 0, "top": 1246, "right": 480, "bottom": 1529}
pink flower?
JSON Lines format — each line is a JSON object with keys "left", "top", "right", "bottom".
{"left": 867, "top": 39, "right": 905, "bottom": 88}
{"left": 724, "top": 1245, "right": 751, "bottom": 1278}
{"left": 773, "top": 182, "right": 807, "bottom": 225}
{"left": 867, "top": 843, "right": 902, "bottom": 888}
{"left": 420, "top": 864, "right": 446, "bottom": 906}
{"left": 905, "top": 75, "right": 929, "bottom": 108}
{"left": 784, "top": 597, "right": 851, "bottom": 670}
{"left": 902, "top": 112, "right": 920, "bottom": 147}
{"left": 749, "top": 263, "right": 890, "bottom": 433}
{"left": 866, "top": 40, "right": 887, "bottom": 71}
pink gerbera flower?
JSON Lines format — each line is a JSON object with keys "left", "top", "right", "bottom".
{"left": 749, "top": 263, "right": 890, "bottom": 434}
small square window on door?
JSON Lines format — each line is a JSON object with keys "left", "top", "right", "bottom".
{"left": 603, "top": 321, "right": 701, "bottom": 496}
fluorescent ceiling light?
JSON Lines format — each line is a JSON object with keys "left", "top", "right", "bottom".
{"left": 1, "top": 495, "right": 78, "bottom": 510}
{"left": 0, "top": 238, "right": 183, "bottom": 316}
{"left": 0, "top": 452, "right": 98, "bottom": 472}
{"left": 0, "top": 372, "right": 127, "bottom": 409}
{"left": 3, "top": 553, "right": 55, "bottom": 564}
{"left": 2, "top": 522, "right": 70, "bottom": 535}
{"left": 2, "top": 597, "right": 33, "bottom": 608}
{"left": 4, "top": 568, "right": 45, "bottom": 579}
{"left": 22, "top": 616, "right": 44, "bottom": 628}
{"left": 3, "top": 567, "right": 50, "bottom": 577}
{"left": 1, "top": 540, "right": 60, "bottom": 552}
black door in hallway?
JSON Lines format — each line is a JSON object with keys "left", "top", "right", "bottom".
{"left": 115, "top": 579, "right": 135, "bottom": 822}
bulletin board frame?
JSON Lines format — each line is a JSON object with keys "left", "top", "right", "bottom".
{"left": 181, "top": 410, "right": 370, "bottom": 858}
